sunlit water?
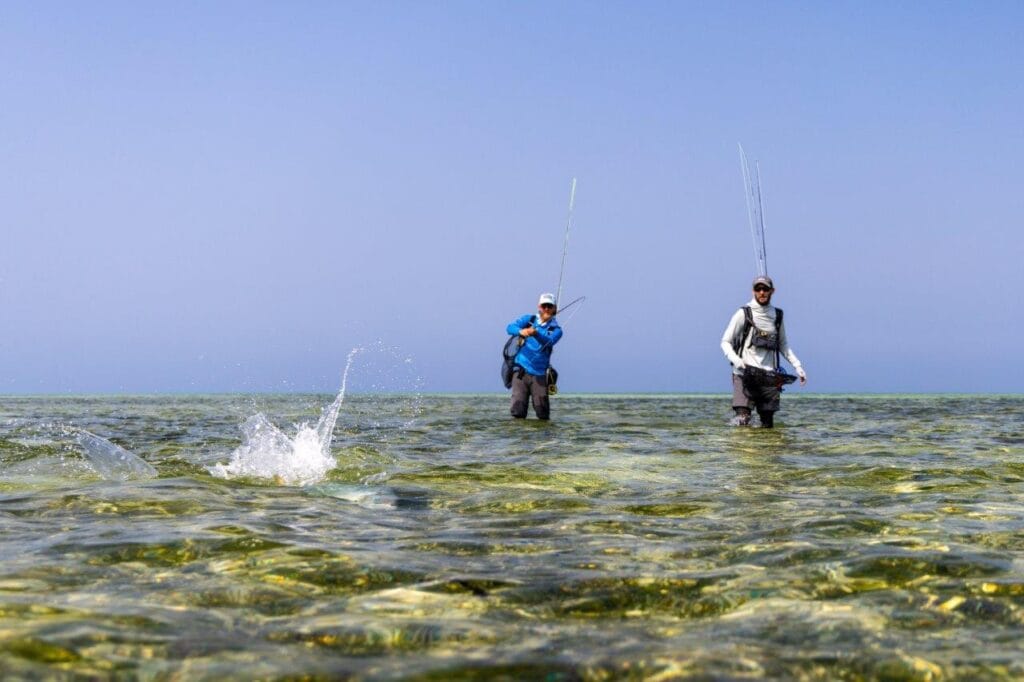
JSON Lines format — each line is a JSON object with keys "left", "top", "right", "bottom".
{"left": 1, "top": 394, "right": 1022, "bottom": 679}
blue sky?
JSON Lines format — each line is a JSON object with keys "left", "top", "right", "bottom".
{"left": 1, "top": 2, "right": 1021, "bottom": 393}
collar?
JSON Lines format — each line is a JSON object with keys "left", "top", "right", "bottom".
{"left": 535, "top": 315, "right": 557, "bottom": 327}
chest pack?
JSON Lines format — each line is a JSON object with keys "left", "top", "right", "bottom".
{"left": 731, "top": 306, "right": 784, "bottom": 356}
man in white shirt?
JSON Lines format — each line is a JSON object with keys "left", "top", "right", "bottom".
{"left": 720, "top": 276, "right": 807, "bottom": 428}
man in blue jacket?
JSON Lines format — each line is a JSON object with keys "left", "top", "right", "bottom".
{"left": 506, "top": 292, "right": 563, "bottom": 420}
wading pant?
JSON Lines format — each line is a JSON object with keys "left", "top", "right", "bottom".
{"left": 732, "top": 374, "right": 780, "bottom": 428}
{"left": 511, "top": 370, "right": 550, "bottom": 420}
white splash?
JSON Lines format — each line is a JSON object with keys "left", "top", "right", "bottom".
{"left": 210, "top": 349, "right": 360, "bottom": 486}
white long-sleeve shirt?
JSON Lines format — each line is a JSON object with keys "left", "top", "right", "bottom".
{"left": 720, "top": 299, "right": 804, "bottom": 377}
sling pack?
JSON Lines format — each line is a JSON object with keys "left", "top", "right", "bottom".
{"left": 501, "top": 335, "right": 522, "bottom": 389}
{"left": 743, "top": 364, "right": 797, "bottom": 388}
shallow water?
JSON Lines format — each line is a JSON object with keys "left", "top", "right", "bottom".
{"left": 1, "top": 394, "right": 1023, "bottom": 680}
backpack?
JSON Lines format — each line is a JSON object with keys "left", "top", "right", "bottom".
{"left": 501, "top": 335, "right": 522, "bottom": 389}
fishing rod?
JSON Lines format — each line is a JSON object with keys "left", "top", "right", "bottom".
{"left": 553, "top": 295, "right": 585, "bottom": 321}
{"left": 555, "top": 177, "right": 577, "bottom": 307}
{"left": 501, "top": 180, "right": 585, "bottom": 390}
{"left": 738, "top": 144, "right": 768, "bottom": 277}
{"left": 736, "top": 146, "right": 798, "bottom": 385}
{"left": 507, "top": 295, "right": 586, "bottom": 341}
{"left": 503, "top": 295, "right": 587, "bottom": 363}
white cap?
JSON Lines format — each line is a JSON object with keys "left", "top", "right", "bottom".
{"left": 538, "top": 292, "right": 557, "bottom": 307}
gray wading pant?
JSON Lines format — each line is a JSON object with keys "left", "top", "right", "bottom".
{"left": 510, "top": 370, "right": 550, "bottom": 420}
{"left": 732, "top": 374, "right": 781, "bottom": 414}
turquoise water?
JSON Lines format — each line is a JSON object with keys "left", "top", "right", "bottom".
{"left": 1, "top": 394, "right": 1023, "bottom": 679}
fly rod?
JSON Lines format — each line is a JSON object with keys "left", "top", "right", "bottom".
{"left": 738, "top": 144, "right": 768, "bottom": 277}
{"left": 555, "top": 177, "right": 577, "bottom": 306}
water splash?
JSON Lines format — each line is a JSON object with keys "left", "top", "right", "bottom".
{"left": 344, "top": 340, "right": 425, "bottom": 432}
{"left": 210, "top": 349, "right": 360, "bottom": 486}
{"left": 73, "top": 429, "right": 158, "bottom": 481}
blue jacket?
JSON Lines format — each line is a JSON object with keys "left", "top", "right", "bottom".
{"left": 505, "top": 314, "right": 563, "bottom": 376}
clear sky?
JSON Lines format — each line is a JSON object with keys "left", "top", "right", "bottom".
{"left": 1, "top": 2, "right": 1021, "bottom": 394}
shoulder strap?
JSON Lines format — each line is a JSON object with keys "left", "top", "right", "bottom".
{"left": 741, "top": 306, "right": 754, "bottom": 349}
{"left": 773, "top": 307, "right": 784, "bottom": 370}
{"left": 732, "top": 307, "right": 753, "bottom": 355}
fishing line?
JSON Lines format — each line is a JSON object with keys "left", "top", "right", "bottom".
{"left": 556, "top": 295, "right": 586, "bottom": 325}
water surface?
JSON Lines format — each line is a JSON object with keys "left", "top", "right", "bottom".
{"left": 1, "top": 394, "right": 1022, "bottom": 679}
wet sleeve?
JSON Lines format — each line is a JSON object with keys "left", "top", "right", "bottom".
{"left": 720, "top": 310, "right": 745, "bottom": 366}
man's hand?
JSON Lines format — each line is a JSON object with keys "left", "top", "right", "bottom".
{"left": 798, "top": 368, "right": 807, "bottom": 386}
{"left": 519, "top": 327, "right": 536, "bottom": 338}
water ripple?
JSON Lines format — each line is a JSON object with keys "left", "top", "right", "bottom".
{"left": 1, "top": 394, "right": 1023, "bottom": 678}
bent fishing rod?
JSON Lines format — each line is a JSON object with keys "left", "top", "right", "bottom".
{"left": 507, "top": 295, "right": 587, "bottom": 350}
{"left": 507, "top": 179, "right": 586, "bottom": 356}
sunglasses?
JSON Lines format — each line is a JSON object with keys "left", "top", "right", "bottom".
{"left": 539, "top": 303, "right": 555, "bottom": 310}
{"left": 753, "top": 286, "right": 772, "bottom": 293}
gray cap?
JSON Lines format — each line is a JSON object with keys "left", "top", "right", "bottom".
{"left": 752, "top": 275, "right": 774, "bottom": 289}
